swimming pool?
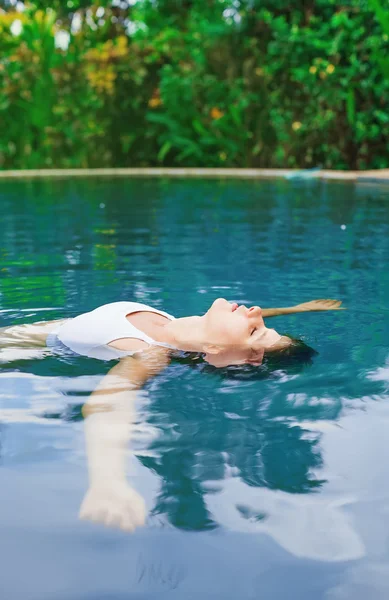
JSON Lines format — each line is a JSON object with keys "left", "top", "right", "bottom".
{"left": 1, "top": 177, "right": 389, "bottom": 599}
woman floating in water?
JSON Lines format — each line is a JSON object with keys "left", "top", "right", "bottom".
{"left": 0, "top": 297, "right": 343, "bottom": 530}
{"left": 1, "top": 297, "right": 342, "bottom": 365}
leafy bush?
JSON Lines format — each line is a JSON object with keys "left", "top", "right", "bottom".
{"left": 0, "top": 0, "right": 388, "bottom": 169}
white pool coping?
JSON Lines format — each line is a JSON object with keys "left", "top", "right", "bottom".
{"left": 0, "top": 167, "right": 388, "bottom": 183}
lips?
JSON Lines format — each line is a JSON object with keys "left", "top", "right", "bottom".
{"left": 231, "top": 303, "right": 239, "bottom": 312}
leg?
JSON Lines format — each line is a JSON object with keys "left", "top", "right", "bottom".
{"left": 0, "top": 319, "right": 66, "bottom": 348}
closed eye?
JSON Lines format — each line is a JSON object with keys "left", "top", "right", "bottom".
{"left": 251, "top": 328, "right": 257, "bottom": 336}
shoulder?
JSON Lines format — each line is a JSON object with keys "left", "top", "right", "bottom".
{"left": 115, "top": 346, "right": 171, "bottom": 380}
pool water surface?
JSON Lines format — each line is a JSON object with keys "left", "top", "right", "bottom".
{"left": 0, "top": 177, "right": 389, "bottom": 599}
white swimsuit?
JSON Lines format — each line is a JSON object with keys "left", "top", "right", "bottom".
{"left": 49, "top": 301, "right": 176, "bottom": 360}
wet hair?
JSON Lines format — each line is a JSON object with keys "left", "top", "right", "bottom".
{"left": 170, "top": 337, "right": 317, "bottom": 377}
{"left": 263, "top": 336, "right": 317, "bottom": 369}
{"left": 216, "top": 338, "right": 317, "bottom": 380}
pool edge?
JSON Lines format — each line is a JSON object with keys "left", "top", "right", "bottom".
{"left": 0, "top": 167, "right": 388, "bottom": 183}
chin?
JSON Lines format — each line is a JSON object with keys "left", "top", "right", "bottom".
{"left": 266, "top": 334, "right": 292, "bottom": 352}
{"left": 262, "top": 328, "right": 282, "bottom": 348}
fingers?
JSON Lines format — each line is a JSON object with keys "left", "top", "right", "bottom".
{"left": 79, "top": 487, "right": 147, "bottom": 533}
{"left": 312, "top": 299, "right": 345, "bottom": 310}
{"left": 299, "top": 299, "right": 345, "bottom": 311}
{"left": 80, "top": 504, "right": 146, "bottom": 532}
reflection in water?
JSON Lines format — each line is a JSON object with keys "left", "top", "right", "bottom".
{"left": 205, "top": 478, "right": 364, "bottom": 561}
{"left": 0, "top": 350, "right": 369, "bottom": 562}
{"left": 0, "top": 330, "right": 381, "bottom": 563}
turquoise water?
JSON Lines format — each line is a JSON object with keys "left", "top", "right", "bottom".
{"left": 0, "top": 178, "right": 389, "bottom": 599}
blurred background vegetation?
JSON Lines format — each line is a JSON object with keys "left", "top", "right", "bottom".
{"left": 0, "top": 0, "right": 388, "bottom": 170}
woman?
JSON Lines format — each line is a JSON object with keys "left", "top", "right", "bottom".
{"left": 0, "top": 296, "right": 342, "bottom": 366}
{"left": 0, "top": 297, "right": 343, "bottom": 531}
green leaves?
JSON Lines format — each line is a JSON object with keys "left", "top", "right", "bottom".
{"left": 346, "top": 89, "right": 356, "bottom": 126}
{"left": 369, "top": 0, "right": 389, "bottom": 35}
{"left": 0, "top": 0, "right": 388, "bottom": 169}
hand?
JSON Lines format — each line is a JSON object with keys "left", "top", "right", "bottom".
{"left": 79, "top": 481, "right": 146, "bottom": 532}
{"left": 294, "top": 299, "right": 345, "bottom": 312}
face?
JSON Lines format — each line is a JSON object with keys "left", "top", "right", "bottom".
{"left": 203, "top": 298, "right": 284, "bottom": 367}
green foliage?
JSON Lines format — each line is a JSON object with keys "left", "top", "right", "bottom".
{"left": 0, "top": 0, "right": 388, "bottom": 169}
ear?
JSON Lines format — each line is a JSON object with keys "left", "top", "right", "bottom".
{"left": 203, "top": 344, "right": 221, "bottom": 355}
{"left": 247, "top": 347, "right": 265, "bottom": 366}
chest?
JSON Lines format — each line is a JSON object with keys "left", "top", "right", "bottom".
{"left": 126, "top": 311, "right": 170, "bottom": 338}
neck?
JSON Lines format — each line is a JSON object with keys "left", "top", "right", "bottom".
{"left": 158, "top": 315, "right": 207, "bottom": 352}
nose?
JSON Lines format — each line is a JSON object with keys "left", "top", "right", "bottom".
{"left": 249, "top": 305, "right": 262, "bottom": 316}
{"left": 213, "top": 297, "right": 228, "bottom": 307}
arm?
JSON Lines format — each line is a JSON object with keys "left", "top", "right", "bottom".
{"left": 262, "top": 299, "right": 344, "bottom": 318}
{"left": 79, "top": 346, "right": 170, "bottom": 532}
